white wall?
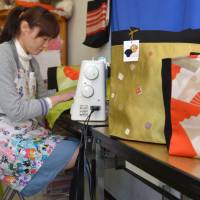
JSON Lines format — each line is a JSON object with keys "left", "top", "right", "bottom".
{"left": 68, "top": 0, "right": 111, "bottom": 65}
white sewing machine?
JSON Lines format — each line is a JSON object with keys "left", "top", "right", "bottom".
{"left": 70, "top": 59, "right": 107, "bottom": 121}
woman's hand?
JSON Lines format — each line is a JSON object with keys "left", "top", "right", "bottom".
{"left": 49, "top": 91, "right": 75, "bottom": 107}
{"left": 59, "top": 92, "right": 75, "bottom": 102}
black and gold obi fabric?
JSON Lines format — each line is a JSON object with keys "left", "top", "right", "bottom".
{"left": 109, "top": 29, "right": 200, "bottom": 143}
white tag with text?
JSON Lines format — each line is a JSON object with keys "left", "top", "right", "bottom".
{"left": 123, "top": 40, "right": 139, "bottom": 62}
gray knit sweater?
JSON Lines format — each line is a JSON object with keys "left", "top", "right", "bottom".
{"left": 0, "top": 41, "right": 49, "bottom": 122}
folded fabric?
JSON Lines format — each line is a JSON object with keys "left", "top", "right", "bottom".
{"left": 57, "top": 65, "right": 79, "bottom": 91}
{"left": 83, "top": 0, "right": 110, "bottom": 48}
{"left": 47, "top": 65, "right": 80, "bottom": 91}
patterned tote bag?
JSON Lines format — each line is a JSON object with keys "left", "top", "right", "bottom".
{"left": 162, "top": 55, "right": 200, "bottom": 158}
{"left": 109, "top": 29, "right": 200, "bottom": 143}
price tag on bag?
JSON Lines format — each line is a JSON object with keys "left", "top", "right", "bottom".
{"left": 123, "top": 40, "right": 139, "bottom": 62}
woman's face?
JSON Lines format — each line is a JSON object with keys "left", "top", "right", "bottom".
{"left": 18, "top": 21, "right": 52, "bottom": 55}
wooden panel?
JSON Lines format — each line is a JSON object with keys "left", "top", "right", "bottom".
{"left": 0, "top": 9, "right": 68, "bottom": 64}
{"left": 0, "top": 9, "right": 9, "bottom": 28}
{"left": 55, "top": 14, "right": 68, "bottom": 65}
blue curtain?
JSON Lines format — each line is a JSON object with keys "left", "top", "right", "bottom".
{"left": 112, "top": 0, "right": 200, "bottom": 31}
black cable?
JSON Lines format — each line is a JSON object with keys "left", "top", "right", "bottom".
{"left": 72, "top": 112, "right": 93, "bottom": 200}
{"left": 70, "top": 108, "right": 96, "bottom": 200}
{"left": 84, "top": 106, "right": 102, "bottom": 200}
{"left": 74, "top": 105, "right": 100, "bottom": 200}
{"left": 80, "top": 109, "right": 96, "bottom": 200}
{"left": 84, "top": 111, "right": 94, "bottom": 200}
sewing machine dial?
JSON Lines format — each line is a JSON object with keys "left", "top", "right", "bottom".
{"left": 84, "top": 65, "right": 99, "bottom": 80}
{"left": 81, "top": 84, "right": 94, "bottom": 98}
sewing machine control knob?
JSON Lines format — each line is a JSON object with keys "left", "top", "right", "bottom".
{"left": 82, "top": 85, "right": 94, "bottom": 98}
{"left": 84, "top": 66, "right": 99, "bottom": 80}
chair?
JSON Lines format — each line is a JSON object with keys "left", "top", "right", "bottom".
{"left": 2, "top": 186, "right": 25, "bottom": 200}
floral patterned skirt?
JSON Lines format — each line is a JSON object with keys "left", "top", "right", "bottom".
{"left": 0, "top": 116, "right": 63, "bottom": 191}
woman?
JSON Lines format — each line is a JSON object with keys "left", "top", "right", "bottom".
{"left": 0, "top": 6, "right": 79, "bottom": 197}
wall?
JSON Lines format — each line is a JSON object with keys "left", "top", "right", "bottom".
{"left": 67, "top": 0, "right": 111, "bottom": 65}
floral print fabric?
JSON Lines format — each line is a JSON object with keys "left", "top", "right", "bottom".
{"left": 0, "top": 66, "right": 62, "bottom": 191}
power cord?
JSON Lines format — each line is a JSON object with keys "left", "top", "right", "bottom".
{"left": 70, "top": 106, "right": 100, "bottom": 200}
{"left": 81, "top": 106, "right": 100, "bottom": 200}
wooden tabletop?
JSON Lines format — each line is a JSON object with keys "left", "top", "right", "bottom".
{"left": 123, "top": 139, "right": 200, "bottom": 179}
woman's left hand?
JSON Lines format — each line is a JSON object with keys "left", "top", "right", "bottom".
{"left": 49, "top": 91, "right": 75, "bottom": 107}
{"left": 60, "top": 91, "right": 75, "bottom": 102}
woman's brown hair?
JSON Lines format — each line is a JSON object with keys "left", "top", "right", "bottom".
{"left": 0, "top": 6, "right": 60, "bottom": 43}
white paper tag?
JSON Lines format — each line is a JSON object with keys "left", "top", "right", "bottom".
{"left": 123, "top": 40, "right": 139, "bottom": 62}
